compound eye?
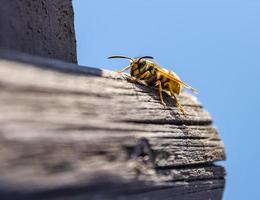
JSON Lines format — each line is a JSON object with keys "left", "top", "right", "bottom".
{"left": 138, "top": 60, "right": 146, "bottom": 68}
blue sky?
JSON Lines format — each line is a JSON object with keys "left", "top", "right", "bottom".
{"left": 73, "top": 1, "right": 260, "bottom": 199}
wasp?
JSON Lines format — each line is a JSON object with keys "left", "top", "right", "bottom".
{"left": 108, "top": 55, "right": 197, "bottom": 115}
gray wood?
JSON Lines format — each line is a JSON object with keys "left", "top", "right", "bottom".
{"left": 0, "top": 0, "right": 77, "bottom": 63}
{"left": 0, "top": 50, "right": 226, "bottom": 200}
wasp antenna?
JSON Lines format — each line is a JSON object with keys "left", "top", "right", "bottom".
{"left": 137, "top": 56, "right": 154, "bottom": 63}
{"left": 141, "top": 56, "right": 154, "bottom": 59}
{"left": 107, "top": 55, "right": 133, "bottom": 61}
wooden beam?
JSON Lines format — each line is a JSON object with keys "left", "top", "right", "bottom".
{"left": 0, "top": 0, "right": 77, "bottom": 63}
{"left": 0, "top": 50, "right": 226, "bottom": 200}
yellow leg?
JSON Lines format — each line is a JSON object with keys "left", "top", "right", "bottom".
{"left": 135, "top": 71, "right": 151, "bottom": 81}
{"left": 117, "top": 65, "right": 131, "bottom": 74}
{"left": 165, "top": 82, "right": 186, "bottom": 115}
{"left": 170, "top": 91, "right": 187, "bottom": 116}
{"left": 128, "top": 71, "right": 151, "bottom": 86}
{"left": 155, "top": 80, "right": 166, "bottom": 106}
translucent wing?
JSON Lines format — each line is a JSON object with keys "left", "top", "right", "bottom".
{"left": 154, "top": 66, "right": 198, "bottom": 93}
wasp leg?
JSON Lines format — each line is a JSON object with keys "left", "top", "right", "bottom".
{"left": 128, "top": 71, "right": 151, "bottom": 86}
{"left": 170, "top": 91, "right": 187, "bottom": 116}
{"left": 117, "top": 65, "right": 131, "bottom": 74}
{"left": 155, "top": 80, "right": 166, "bottom": 106}
{"left": 164, "top": 82, "right": 186, "bottom": 115}
{"left": 135, "top": 71, "right": 151, "bottom": 81}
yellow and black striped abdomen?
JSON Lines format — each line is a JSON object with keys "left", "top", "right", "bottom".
{"left": 166, "top": 80, "right": 181, "bottom": 94}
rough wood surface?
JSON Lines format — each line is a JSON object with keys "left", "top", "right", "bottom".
{"left": 0, "top": 0, "right": 77, "bottom": 63}
{"left": 0, "top": 50, "right": 226, "bottom": 200}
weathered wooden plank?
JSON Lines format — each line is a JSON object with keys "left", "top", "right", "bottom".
{"left": 0, "top": 0, "right": 77, "bottom": 63}
{"left": 0, "top": 51, "right": 225, "bottom": 199}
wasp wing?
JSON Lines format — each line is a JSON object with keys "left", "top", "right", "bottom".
{"left": 154, "top": 66, "right": 198, "bottom": 93}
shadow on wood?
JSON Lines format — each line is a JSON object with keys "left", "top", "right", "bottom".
{"left": 0, "top": 50, "right": 226, "bottom": 200}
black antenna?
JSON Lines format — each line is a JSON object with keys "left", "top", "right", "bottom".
{"left": 137, "top": 56, "right": 154, "bottom": 63}
{"left": 108, "top": 55, "right": 133, "bottom": 62}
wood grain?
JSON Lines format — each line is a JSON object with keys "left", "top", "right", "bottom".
{"left": 0, "top": 50, "right": 226, "bottom": 200}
